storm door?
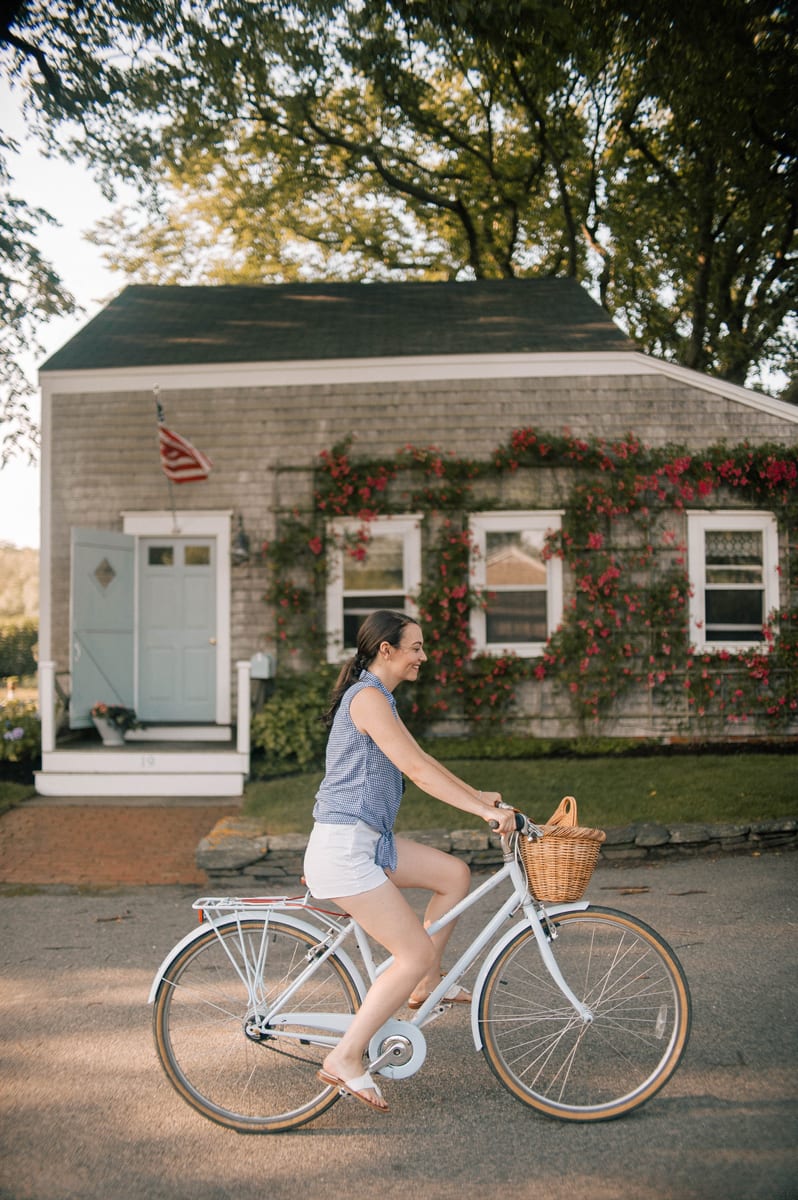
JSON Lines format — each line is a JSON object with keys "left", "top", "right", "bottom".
{"left": 70, "top": 529, "right": 135, "bottom": 728}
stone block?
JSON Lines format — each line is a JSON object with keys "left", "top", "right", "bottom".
{"left": 668, "top": 824, "right": 711, "bottom": 845}
{"left": 634, "top": 823, "right": 670, "bottom": 847}
{"left": 266, "top": 833, "right": 310, "bottom": 853}
{"left": 451, "top": 829, "right": 490, "bottom": 852}
{"left": 750, "top": 818, "right": 797, "bottom": 835}
{"left": 706, "top": 823, "right": 750, "bottom": 841}
{"left": 603, "top": 825, "right": 640, "bottom": 846}
{"left": 196, "top": 817, "right": 269, "bottom": 870}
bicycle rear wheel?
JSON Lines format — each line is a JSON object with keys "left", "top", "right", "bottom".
{"left": 153, "top": 918, "right": 362, "bottom": 1132}
{"left": 478, "top": 906, "right": 691, "bottom": 1121}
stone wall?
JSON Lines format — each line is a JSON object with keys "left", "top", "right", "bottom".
{"left": 196, "top": 813, "right": 798, "bottom": 891}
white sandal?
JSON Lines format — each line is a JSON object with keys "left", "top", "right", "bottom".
{"left": 317, "top": 1068, "right": 389, "bottom": 1113}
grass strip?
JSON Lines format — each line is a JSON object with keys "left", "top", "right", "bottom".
{"left": 242, "top": 753, "right": 797, "bottom": 834}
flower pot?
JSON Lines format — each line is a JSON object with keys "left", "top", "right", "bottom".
{"left": 92, "top": 715, "right": 126, "bottom": 746}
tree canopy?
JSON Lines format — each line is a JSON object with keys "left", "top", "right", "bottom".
{"left": 2, "top": 0, "right": 797, "bottom": 401}
{"left": 0, "top": 126, "right": 76, "bottom": 463}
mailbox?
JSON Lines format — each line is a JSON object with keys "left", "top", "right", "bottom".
{"left": 250, "top": 652, "right": 275, "bottom": 680}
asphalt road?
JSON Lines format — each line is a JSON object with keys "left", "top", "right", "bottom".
{"left": 1, "top": 852, "right": 796, "bottom": 1200}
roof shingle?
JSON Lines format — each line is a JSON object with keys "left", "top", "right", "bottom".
{"left": 41, "top": 279, "right": 634, "bottom": 372}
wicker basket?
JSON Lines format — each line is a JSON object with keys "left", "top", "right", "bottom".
{"left": 518, "top": 796, "right": 606, "bottom": 903}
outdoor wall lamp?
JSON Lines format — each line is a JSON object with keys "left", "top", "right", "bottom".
{"left": 231, "top": 514, "right": 251, "bottom": 566}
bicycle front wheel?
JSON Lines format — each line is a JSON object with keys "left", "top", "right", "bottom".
{"left": 153, "top": 918, "right": 362, "bottom": 1132}
{"left": 478, "top": 906, "right": 691, "bottom": 1121}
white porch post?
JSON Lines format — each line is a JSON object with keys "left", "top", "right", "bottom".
{"left": 39, "top": 660, "right": 56, "bottom": 754}
{"left": 236, "top": 660, "right": 251, "bottom": 756}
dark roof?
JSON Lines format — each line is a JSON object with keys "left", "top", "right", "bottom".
{"left": 41, "top": 279, "right": 634, "bottom": 372}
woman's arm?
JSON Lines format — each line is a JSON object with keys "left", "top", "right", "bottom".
{"left": 349, "top": 688, "right": 515, "bottom": 833}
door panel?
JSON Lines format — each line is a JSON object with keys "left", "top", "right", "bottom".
{"left": 138, "top": 538, "right": 216, "bottom": 721}
{"left": 70, "top": 529, "right": 135, "bottom": 728}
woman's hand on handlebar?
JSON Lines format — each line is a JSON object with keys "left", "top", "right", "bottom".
{"left": 487, "top": 801, "right": 518, "bottom": 837}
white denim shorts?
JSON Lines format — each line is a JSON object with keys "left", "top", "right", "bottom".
{"left": 303, "top": 819, "right": 389, "bottom": 899}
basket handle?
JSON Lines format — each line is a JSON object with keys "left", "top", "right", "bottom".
{"left": 546, "top": 795, "right": 577, "bottom": 827}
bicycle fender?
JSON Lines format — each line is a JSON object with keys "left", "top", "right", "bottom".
{"left": 469, "top": 901, "right": 589, "bottom": 1051}
{"left": 148, "top": 911, "right": 368, "bottom": 1004}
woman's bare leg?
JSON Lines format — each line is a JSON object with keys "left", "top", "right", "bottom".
{"left": 320, "top": 878, "right": 436, "bottom": 1107}
{"left": 389, "top": 837, "right": 472, "bottom": 1000}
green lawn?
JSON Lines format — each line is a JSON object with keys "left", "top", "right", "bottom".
{"left": 242, "top": 753, "right": 798, "bottom": 834}
{"left": 0, "top": 781, "right": 36, "bottom": 815}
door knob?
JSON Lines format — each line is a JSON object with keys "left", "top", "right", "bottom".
{"left": 209, "top": 637, "right": 217, "bottom": 645}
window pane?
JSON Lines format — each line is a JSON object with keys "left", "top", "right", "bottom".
{"left": 343, "top": 596, "right": 406, "bottom": 648}
{"left": 705, "top": 625, "right": 764, "bottom": 642}
{"left": 148, "top": 546, "right": 173, "bottom": 566}
{"left": 705, "top": 530, "right": 762, "bottom": 567}
{"left": 706, "top": 565, "right": 762, "bottom": 584}
{"left": 184, "top": 545, "right": 211, "bottom": 566}
{"left": 486, "top": 530, "right": 547, "bottom": 586}
{"left": 705, "top": 589, "right": 764, "bottom": 631}
{"left": 343, "top": 535, "right": 404, "bottom": 591}
{"left": 486, "top": 591, "right": 547, "bottom": 643}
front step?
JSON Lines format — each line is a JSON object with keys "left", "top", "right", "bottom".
{"left": 126, "top": 725, "right": 232, "bottom": 743}
{"left": 35, "top": 744, "right": 248, "bottom": 797}
{"left": 34, "top": 771, "right": 245, "bottom": 797}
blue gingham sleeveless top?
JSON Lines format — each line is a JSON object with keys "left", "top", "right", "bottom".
{"left": 313, "top": 670, "right": 403, "bottom": 870}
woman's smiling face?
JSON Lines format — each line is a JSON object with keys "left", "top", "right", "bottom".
{"left": 383, "top": 622, "right": 426, "bottom": 683}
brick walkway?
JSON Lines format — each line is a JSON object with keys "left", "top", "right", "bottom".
{"left": 0, "top": 799, "right": 241, "bottom": 887}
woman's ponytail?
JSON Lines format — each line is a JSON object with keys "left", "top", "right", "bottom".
{"left": 322, "top": 655, "right": 361, "bottom": 727}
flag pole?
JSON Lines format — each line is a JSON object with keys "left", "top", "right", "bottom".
{"left": 154, "top": 386, "right": 180, "bottom": 533}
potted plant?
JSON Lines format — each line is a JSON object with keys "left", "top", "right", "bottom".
{"left": 90, "top": 703, "right": 143, "bottom": 746}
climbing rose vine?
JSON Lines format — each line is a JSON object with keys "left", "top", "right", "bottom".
{"left": 260, "top": 431, "right": 797, "bottom": 734}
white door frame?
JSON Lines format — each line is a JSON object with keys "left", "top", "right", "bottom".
{"left": 122, "top": 510, "right": 232, "bottom": 724}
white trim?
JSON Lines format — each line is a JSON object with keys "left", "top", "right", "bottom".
{"left": 686, "top": 510, "right": 780, "bottom": 652}
{"left": 470, "top": 511, "right": 564, "bottom": 658}
{"left": 122, "top": 510, "right": 233, "bottom": 723}
{"left": 39, "top": 351, "right": 646, "bottom": 394}
{"left": 38, "top": 387, "right": 53, "bottom": 663}
{"left": 325, "top": 514, "right": 423, "bottom": 663}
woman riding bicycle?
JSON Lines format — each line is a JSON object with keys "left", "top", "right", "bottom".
{"left": 303, "top": 609, "right": 517, "bottom": 1113}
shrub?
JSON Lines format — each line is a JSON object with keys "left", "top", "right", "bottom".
{"left": 250, "top": 667, "right": 336, "bottom": 775}
{"left": 0, "top": 620, "right": 38, "bottom": 678}
{"left": 0, "top": 700, "right": 41, "bottom": 774}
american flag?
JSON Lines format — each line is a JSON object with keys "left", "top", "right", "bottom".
{"left": 158, "top": 424, "right": 213, "bottom": 484}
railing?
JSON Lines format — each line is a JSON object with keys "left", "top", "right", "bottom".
{"left": 38, "top": 659, "right": 56, "bottom": 754}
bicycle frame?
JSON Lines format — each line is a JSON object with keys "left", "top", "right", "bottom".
{"left": 149, "top": 838, "right": 592, "bottom": 1071}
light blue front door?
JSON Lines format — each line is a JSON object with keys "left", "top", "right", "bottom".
{"left": 70, "top": 529, "right": 135, "bottom": 728}
{"left": 138, "top": 538, "right": 217, "bottom": 722}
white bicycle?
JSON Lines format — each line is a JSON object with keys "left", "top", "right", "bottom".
{"left": 150, "top": 812, "right": 691, "bottom": 1131}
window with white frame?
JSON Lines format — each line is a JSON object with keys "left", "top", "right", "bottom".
{"left": 326, "top": 515, "right": 422, "bottom": 662}
{"left": 470, "top": 511, "right": 563, "bottom": 656}
{"left": 687, "top": 511, "right": 779, "bottom": 649}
